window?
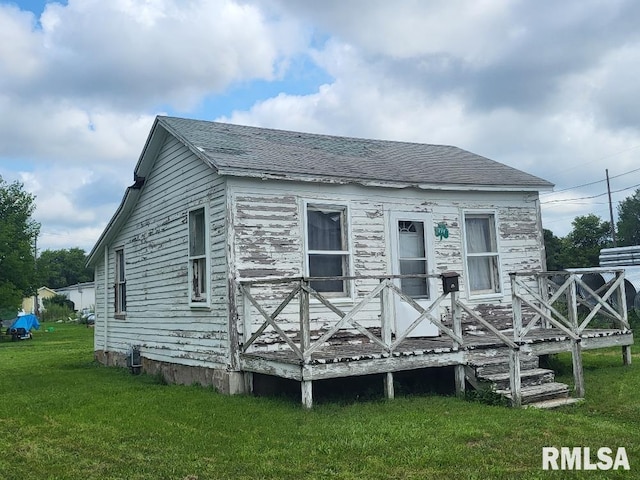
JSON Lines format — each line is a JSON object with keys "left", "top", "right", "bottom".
{"left": 189, "top": 207, "right": 208, "bottom": 304}
{"left": 464, "top": 213, "right": 501, "bottom": 295}
{"left": 115, "top": 248, "right": 126, "bottom": 315}
{"left": 306, "top": 203, "right": 350, "bottom": 295}
{"left": 397, "top": 220, "right": 429, "bottom": 299}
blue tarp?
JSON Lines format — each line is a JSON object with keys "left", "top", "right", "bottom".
{"left": 10, "top": 314, "right": 40, "bottom": 332}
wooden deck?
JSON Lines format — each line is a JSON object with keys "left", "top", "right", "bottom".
{"left": 237, "top": 270, "right": 634, "bottom": 407}
{"left": 240, "top": 328, "right": 634, "bottom": 381}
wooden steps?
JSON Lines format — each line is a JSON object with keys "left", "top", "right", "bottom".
{"left": 466, "top": 351, "right": 582, "bottom": 408}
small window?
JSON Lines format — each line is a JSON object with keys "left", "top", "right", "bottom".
{"left": 189, "top": 207, "right": 208, "bottom": 304}
{"left": 114, "top": 248, "right": 126, "bottom": 314}
{"left": 306, "top": 203, "right": 350, "bottom": 295}
{"left": 464, "top": 213, "right": 501, "bottom": 295}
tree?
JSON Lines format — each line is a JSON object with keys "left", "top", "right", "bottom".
{"left": 543, "top": 228, "right": 568, "bottom": 271}
{"left": 564, "top": 214, "right": 612, "bottom": 267}
{"left": 0, "top": 176, "right": 40, "bottom": 319}
{"left": 617, "top": 188, "right": 640, "bottom": 247}
{"left": 37, "top": 248, "right": 94, "bottom": 289}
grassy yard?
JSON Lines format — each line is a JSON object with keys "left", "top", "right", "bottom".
{"left": 0, "top": 324, "right": 638, "bottom": 479}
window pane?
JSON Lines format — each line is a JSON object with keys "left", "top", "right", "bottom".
{"left": 400, "top": 259, "right": 428, "bottom": 298}
{"left": 189, "top": 208, "right": 206, "bottom": 256}
{"left": 466, "top": 217, "right": 494, "bottom": 254}
{"left": 468, "top": 256, "right": 499, "bottom": 293}
{"left": 191, "top": 258, "right": 207, "bottom": 302}
{"left": 398, "top": 221, "right": 425, "bottom": 258}
{"left": 309, "top": 254, "right": 345, "bottom": 293}
{"left": 308, "top": 207, "right": 344, "bottom": 251}
{"left": 117, "top": 251, "right": 125, "bottom": 282}
{"left": 118, "top": 283, "right": 127, "bottom": 312}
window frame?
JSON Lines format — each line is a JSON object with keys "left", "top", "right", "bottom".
{"left": 188, "top": 205, "right": 211, "bottom": 308}
{"left": 303, "top": 201, "right": 353, "bottom": 299}
{"left": 462, "top": 210, "right": 502, "bottom": 298}
{"left": 114, "top": 247, "right": 126, "bottom": 318}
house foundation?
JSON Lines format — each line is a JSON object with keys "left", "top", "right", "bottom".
{"left": 94, "top": 350, "right": 245, "bottom": 395}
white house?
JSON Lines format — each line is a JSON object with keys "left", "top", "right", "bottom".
{"left": 56, "top": 282, "right": 95, "bottom": 313}
{"left": 87, "top": 116, "right": 556, "bottom": 396}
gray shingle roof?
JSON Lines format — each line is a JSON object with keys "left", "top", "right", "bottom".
{"left": 157, "top": 116, "right": 553, "bottom": 190}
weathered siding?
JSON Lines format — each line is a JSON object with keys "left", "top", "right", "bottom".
{"left": 229, "top": 179, "right": 545, "bottom": 350}
{"left": 94, "top": 136, "right": 229, "bottom": 370}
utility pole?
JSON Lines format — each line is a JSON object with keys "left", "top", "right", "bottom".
{"left": 606, "top": 169, "right": 617, "bottom": 247}
{"left": 34, "top": 235, "right": 39, "bottom": 317}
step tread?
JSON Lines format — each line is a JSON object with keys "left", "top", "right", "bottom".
{"left": 479, "top": 368, "right": 555, "bottom": 383}
{"left": 525, "top": 397, "right": 584, "bottom": 409}
{"left": 496, "top": 382, "right": 570, "bottom": 400}
{"left": 467, "top": 355, "right": 538, "bottom": 366}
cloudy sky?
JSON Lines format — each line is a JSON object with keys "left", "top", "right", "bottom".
{"left": 2, "top": 0, "right": 640, "bottom": 253}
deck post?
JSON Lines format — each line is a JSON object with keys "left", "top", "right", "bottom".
{"left": 380, "top": 279, "right": 392, "bottom": 350}
{"left": 380, "top": 279, "right": 395, "bottom": 399}
{"left": 451, "top": 291, "right": 465, "bottom": 398}
{"left": 242, "top": 283, "right": 253, "bottom": 348}
{"left": 571, "top": 340, "right": 585, "bottom": 397}
{"left": 509, "top": 274, "right": 523, "bottom": 407}
{"left": 614, "top": 270, "right": 632, "bottom": 366}
{"left": 567, "top": 276, "right": 585, "bottom": 397}
{"left": 384, "top": 372, "right": 395, "bottom": 399}
{"left": 244, "top": 372, "right": 254, "bottom": 395}
{"left": 509, "top": 347, "right": 522, "bottom": 407}
{"left": 538, "top": 274, "right": 550, "bottom": 329}
{"left": 510, "top": 274, "right": 523, "bottom": 341}
{"left": 623, "top": 346, "right": 632, "bottom": 366}
{"left": 301, "top": 380, "right": 313, "bottom": 409}
{"left": 300, "top": 279, "right": 311, "bottom": 360}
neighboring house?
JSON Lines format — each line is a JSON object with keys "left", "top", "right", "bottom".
{"left": 22, "top": 286, "right": 57, "bottom": 315}
{"left": 56, "top": 282, "right": 96, "bottom": 313}
{"left": 87, "top": 116, "right": 554, "bottom": 395}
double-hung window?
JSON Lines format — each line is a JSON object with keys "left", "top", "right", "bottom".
{"left": 189, "top": 207, "right": 209, "bottom": 305}
{"left": 114, "top": 248, "right": 126, "bottom": 315}
{"left": 464, "top": 212, "right": 501, "bottom": 296}
{"left": 306, "top": 203, "right": 351, "bottom": 296}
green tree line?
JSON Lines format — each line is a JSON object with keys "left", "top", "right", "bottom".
{"left": 0, "top": 177, "right": 93, "bottom": 319}
{"left": 544, "top": 188, "right": 640, "bottom": 270}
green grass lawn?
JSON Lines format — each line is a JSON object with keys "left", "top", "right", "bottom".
{"left": 0, "top": 324, "right": 638, "bottom": 479}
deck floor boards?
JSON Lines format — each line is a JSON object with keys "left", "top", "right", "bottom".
{"left": 241, "top": 328, "right": 633, "bottom": 368}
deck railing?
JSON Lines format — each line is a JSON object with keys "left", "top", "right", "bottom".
{"left": 238, "top": 274, "right": 463, "bottom": 361}
{"left": 509, "top": 269, "right": 631, "bottom": 405}
{"left": 237, "top": 269, "right": 631, "bottom": 407}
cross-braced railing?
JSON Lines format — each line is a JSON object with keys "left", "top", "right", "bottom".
{"left": 509, "top": 269, "right": 631, "bottom": 405}
{"left": 237, "top": 269, "right": 632, "bottom": 408}
{"left": 238, "top": 274, "right": 463, "bottom": 364}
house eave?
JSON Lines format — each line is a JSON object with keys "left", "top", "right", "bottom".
{"left": 216, "top": 167, "right": 553, "bottom": 193}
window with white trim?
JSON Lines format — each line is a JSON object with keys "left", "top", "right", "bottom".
{"left": 464, "top": 213, "right": 501, "bottom": 295}
{"left": 188, "top": 207, "right": 209, "bottom": 304}
{"left": 114, "top": 248, "right": 126, "bottom": 315}
{"left": 306, "top": 203, "right": 350, "bottom": 295}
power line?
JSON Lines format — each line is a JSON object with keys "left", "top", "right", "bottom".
{"left": 541, "top": 165, "right": 640, "bottom": 196}
{"left": 540, "top": 182, "right": 640, "bottom": 205}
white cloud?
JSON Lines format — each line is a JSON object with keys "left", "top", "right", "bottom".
{"left": 2, "top": 0, "right": 640, "bottom": 251}
{"left": 31, "top": 0, "right": 304, "bottom": 108}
